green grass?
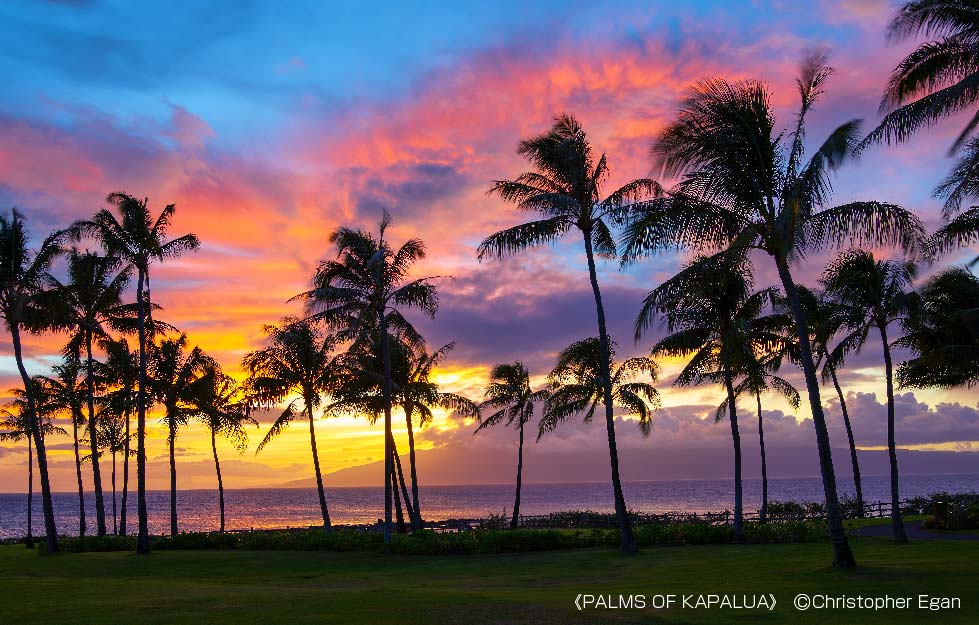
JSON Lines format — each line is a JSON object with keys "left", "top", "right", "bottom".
{"left": 1, "top": 538, "right": 976, "bottom": 624}
{"left": 844, "top": 515, "right": 926, "bottom": 529}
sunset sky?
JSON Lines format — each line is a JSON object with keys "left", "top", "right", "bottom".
{"left": 1, "top": 0, "right": 978, "bottom": 493}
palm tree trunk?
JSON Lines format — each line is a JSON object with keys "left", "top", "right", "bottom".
{"left": 404, "top": 405, "right": 422, "bottom": 531}
{"left": 511, "top": 418, "right": 525, "bottom": 530}
{"left": 306, "top": 400, "right": 333, "bottom": 533}
{"left": 828, "top": 362, "right": 864, "bottom": 518}
{"left": 11, "top": 323, "right": 58, "bottom": 553}
{"left": 879, "top": 323, "right": 908, "bottom": 542}
{"left": 135, "top": 268, "right": 150, "bottom": 554}
{"left": 120, "top": 409, "right": 130, "bottom": 536}
{"left": 723, "top": 367, "right": 744, "bottom": 541}
{"left": 210, "top": 428, "right": 225, "bottom": 532}
{"left": 111, "top": 450, "right": 117, "bottom": 535}
{"left": 392, "top": 463, "right": 407, "bottom": 533}
{"left": 774, "top": 255, "right": 855, "bottom": 567}
{"left": 71, "top": 409, "right": 86, "bottom": 536}
{"left": 26, "top": 432, "right": 34, "bottom": 549}
{"left": 582, "top": 231, "right": 636, "bottom": 554}
{"left": 379, "top": 313, "right": 394, "bottom": 544}
{"left": 391, "top": 435, "right": 415, "bottom": 528}
{"left": 169, "top": 418, "right": 178, "bottom": 536}
{"left": 753, "top": 392, "right": 768, "bottom": 524}
{"left": 85, "top": 332, "right": 107, "bottom": 536}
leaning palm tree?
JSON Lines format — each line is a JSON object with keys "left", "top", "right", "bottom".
{"left": 1, "top": 382, "right": 66, "bottom": 548}
{"left": 475, "top": 362, "right": 549, "bottom": 530}
{"left": 39, "top": 355, "right": 89, "bottom": 536}
{"left": 822, "top": 249, "right": 918, "bottom": 542}
{"left": 149, "top": 333, "right": 212, "bottom": 537}
{"left": 792, "top": 286, "right": 866, "bottom": 517}
{"left": 639, "top": 253, "right": 786, "bottom": 541}
{"left": 187, "top": 363, "right": 256, "bottom": 532}
{"left": 47, "top": 251, "right": 133, "bottom": 537}
{"left": 244, "top": 319, "right": 340, "bottom": 533}
{"left": 96, "top": 410, "right": 133, "bottom": 535}
{"left": 77, "top": 193, "right": 199, "bottom": 554}
{"left": 296, "top": 212, "right": 440, "bottom": 543}
{"left": 0, "top": 209, "right": 65, "bottom": 553}
{"left": 622, "top": 52, "right": 924, "bottom": 566}
{"left": 898, "top": 266, "right": 979, "bottom": 388}
{"left": 97, "top": 337, "right": 139, "bottom": 535}
{"left": 477, "top": 115, "right": 659, "bottom": 553}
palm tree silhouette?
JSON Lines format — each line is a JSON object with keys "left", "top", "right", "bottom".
{"left": 188, "top": 363, "right": 256, "bottom": 532}
{"left": 476, "top": 362, "right": 549, "bottom": 530}
{"left": 931, "top": 142, "right": 979, "bottom": 267}
{"left": 47, "top": 250, "right": 133, "bottom": 537}
{"left": 96, "top": 410, "right": 133, "bottom": 535}
{"left": 149, "top": 333, "right": 212, "bottom": 537}
{"left": 899, "top": 266, "right": 979, "bottom": 388}
{"left": 296, "top": 212, "right": 440, "bottom": 543}
{"left": 0, "top": 209, "right": 66, "bottom": 553}
{"left": 77, "top": 193, "right": 199, "bottom": 554}
{"left": 244, "top": 319, "right": 340, "bottom": 533}
{"left": 639, "top": 253, "right": 784, "bottom": 540}
{"left": 477, "top": 114, "right": 659, "bottom": 553}
{"left": 622, "top": 53, "right": 924, "bottom": 566}
{"left": 40, "top": 355, "right": 90, "bottom": 536}
{"left": 822, "top": 249, "right": 917, "bottom": 542}
{"left": 98, "top": 337, "right": 139, "bottom": 536}
{"left": 1, "top": 381, "right": 66, "bottom": 548}
{"left": 791, "top": 286, "right": 866, "bottom": 517}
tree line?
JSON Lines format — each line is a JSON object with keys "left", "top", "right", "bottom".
{"left": 2, "top": 1, "right": 979, "bottom": 568}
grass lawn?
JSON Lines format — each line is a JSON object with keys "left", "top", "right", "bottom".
{"left": 1, "top": 537, "right": 976, "bottom": 625}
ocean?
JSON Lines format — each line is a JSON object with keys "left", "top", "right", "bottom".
{"left": 2, "top": 473, "right": 977, "bottom": 538}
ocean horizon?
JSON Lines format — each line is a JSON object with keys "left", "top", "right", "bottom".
{"left": 2, "top": 473, "right": 977, "bottom": 538}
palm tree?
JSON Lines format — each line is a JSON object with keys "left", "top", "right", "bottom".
{"left": 96, "top": 410, "right": 133, "bottom": 535}
{"left": 638, "top": 253, "right": 786, "bottom": 540}
{"left": 47, "top": 251, "right": 133, "bottom": 537}
{"left": 149, "top": 333, "right": 212, "bottom": 537}
{"left": 477, "top": 115, "right": 659, "bottom": 553}
{"left": 898, "top": 266, "right": 979, "bottom": 387}
{"left": 39, "top": 355, "right": 89, "bottom": 536}
{"left": 931, "top": 141, "right": 979, "bottom": 266}
{"left": 0, "top": 381, "right": 66, "bottom": 548}
{"left": 0, "top": 210, "right": 65, "bottom": 553}
{"left": 475, "top": 362, "right": 549, "bottom": 530}
{"left": 296, "top": 212, "right": 440, "bottom": 543}
{"left": 188, "top": 363, "right": 256, "bottom": 532}
{"left": 98, "top": 338, "right": 139, "bottom": 535}
{"left": 792, "top": 287, "right": 866, "bottom": 517}
{"left": 622, "top": 53, "right": 924, "bottom": 566}
{"left": 77, "top": 193, "right": 199, "bottom": 553}
{"left": 244, "top": 319, "right": 340, "bottom": 533}
{"left": 822, "top": 249, "right": 918, "bottom": 542}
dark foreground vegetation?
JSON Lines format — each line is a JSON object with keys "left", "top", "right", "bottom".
{"left": 3, "top": 537, "right": 978, "bottom": 625}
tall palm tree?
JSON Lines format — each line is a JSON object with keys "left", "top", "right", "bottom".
{"left": 296, "top": 212, "right": 440, "bottom": 543}
{"left": 98, "top": 337, "right": 139, "bottom": 535}
{"left": 475, "top": 362, "right": 549, "bottom": 530}
{"left": 188, "top": 363, "right": 256, "bottom": 532}
{"left": 477, "top": 115, "right": 658, "bottom": 553}
{"left": 77, "top": 193, "right": 199, "bottom": 554}
{"left": 0, "top": 382, "right": 66, "bottom": 548}
{"left": 822, "top": 249, "right": 917, "bottom": 542}
{"left": 638, "top": 253, "right": 786, "bottom": 540}
{"left": 622, "top": 53, "right": 924, "bottom": 566}
{"left": 39, "top": 355, "right": 89, "bottom": 536}
{"left": 898, "top": 266, "right": 979, "bottom": 387}
{"left": 792, "top": 286, "right": 867, "bottom": 517}
{"left": 0, "top": 209, "right": 65, "bottom": 553}
{"left": 96, "top": 410, "right": 132, "bottom": 535}
{"left": 244, "top": 319, "right": 340, "bottom": 533}
{"left": 47, "top": 251, "right": 133, "bottom": 537}
{"left": 149, "top": 333, "right": 212, "bottom": 537}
